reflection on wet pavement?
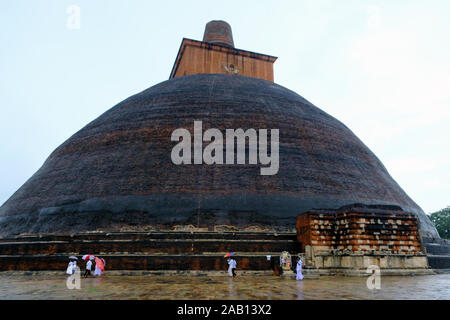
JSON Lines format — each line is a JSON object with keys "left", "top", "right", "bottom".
{"left": 0, "top": 273, "right": 449, "bottom": 300}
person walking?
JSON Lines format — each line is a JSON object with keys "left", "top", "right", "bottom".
{"left": 66, "top": 258, "right": 77, "bottom": 275}
{"left": 93, "top": 257, "right": 105, "bottom": 276}
{"left": 66, "top": 260, "right": 74, "bottom": 275}
{"left": 296, "top": 257, "right": 304, "bottom": 280}
{"left": 228, "top": 258, "right": 237, "bottom": 277}
{"left": 84, "top": 258, "right": 93, "bottom": 277}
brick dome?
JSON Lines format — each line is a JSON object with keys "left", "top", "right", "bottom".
{"left": 0, "top": 74, "right": 439, "bottom": 238}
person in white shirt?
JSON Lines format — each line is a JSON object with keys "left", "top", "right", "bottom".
{"left": 84, "top": 259, "right": 92, "bottom": 278}
{"left": 227, "top": 258, "right": 237, "bottom": 277}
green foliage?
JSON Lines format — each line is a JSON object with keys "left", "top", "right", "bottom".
{"left": 429, "top": 207, "right": 450, "bottom": 239}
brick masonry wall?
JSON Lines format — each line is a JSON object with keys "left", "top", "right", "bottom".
{"left": 296, "top": 205, "right": 423, "bottom": 254}
{"left": 170, "top": 39, "right": 276, "bottom": 81}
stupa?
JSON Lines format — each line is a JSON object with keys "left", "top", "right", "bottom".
{"left": 0, "top": 21, "right": 447, "bottom": 273}
{"left": 0, "top": 21, "right": 438, "bottom": 238}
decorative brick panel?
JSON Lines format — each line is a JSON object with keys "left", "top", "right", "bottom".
{"left": 296, "top": 204, "right": 423, "bottom": 254}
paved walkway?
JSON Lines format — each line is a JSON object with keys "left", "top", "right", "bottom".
{"left": 0, "top": 273, "right": 449, "bottom": 299}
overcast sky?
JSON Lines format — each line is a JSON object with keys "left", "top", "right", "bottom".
{"left": 1, "top": 0, "right": 449, "bottom": 214}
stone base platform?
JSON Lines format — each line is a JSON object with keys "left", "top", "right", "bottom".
{"left": 0, "top": 230, "right": 443, "bottom": 275}
{"left": 302, "top": 267, "right": 434, "bottom": 276}
{"left": 296, "top": 205, "right": 434, "bottom": 275}
{"left": 0, "top": 231, "right": 300, "bottom": 272}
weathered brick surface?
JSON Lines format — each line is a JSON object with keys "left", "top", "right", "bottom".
{"left": 170, "top": 39, "right": 276, "bottom": 81}
{"left": 0, "top": 75, "right": 438, "bottom": 237}
{"left": 296, "top": 204, "right": 423, "bottom": 254}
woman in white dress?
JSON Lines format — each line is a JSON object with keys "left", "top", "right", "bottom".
{"left": 66, "top": 260, "right": 76, "bottom": 275}
{"left": 227, "top": 258, "right": 237, "bottom": 277}
{"left": 93, "top": 260, "right": 101, "bottom": 276}
{"left": 296, "top": 257, "right": 304, "bottom": 280}
{"left": 66, "top": 261, "right": 73, "bottom": 275}
{"left": 93, "top": 257, "right": 105, "bottom": 276}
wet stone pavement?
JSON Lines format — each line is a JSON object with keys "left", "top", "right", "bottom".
{"left": 0, "top": 273, "right": 449, "bottom": 300}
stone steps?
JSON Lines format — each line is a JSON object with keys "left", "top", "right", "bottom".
{"left": 0, "top": 231, "right": 299, "bottom": 271}
{"left": 0, "top": 239, "right": 299, "bottom": 255}
{"left": 427, "top": 255, "right": 450, "bottom": 269}
{"left": 424, "top": 243, "right": 450, "bottom": 255}
{"left": 424, "top": 239, "right": 450, "bottom": 269}
{"left": 0, "top": 252, "right": 278, "bottom": 271}
{"left": 0, "top": 252, "right": 281, "bottom": 257}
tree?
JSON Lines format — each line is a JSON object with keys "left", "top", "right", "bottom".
{"left": 429, "top": 206, "right": 450, "bottom": 240}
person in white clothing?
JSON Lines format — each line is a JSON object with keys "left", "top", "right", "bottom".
{"left": 296, "top": 257, "right": 304, "bottom": 280}
{"left": 93, "top": 261, "right": 101, "bottom": 276}
{"left": 227, "top": 258, "right": 237, "bottom": 277}
{"left": 66, "top": 261, "right": 73, "bottom": 275}
{"left": 66, "top": 260, "right": 76, "bottom": 275}
{"left": 84, "top": 259, "right": 92, "bottom": 277}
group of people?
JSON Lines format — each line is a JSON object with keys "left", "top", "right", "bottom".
{"left": 270, "top": 254, "right": 304, "bottom": 280}
{"left": 66, "top": 256, "right": 105, "bottom": 277}
{"left": 227, "top": 255, "right": 304, "bottom": 280}
{"left": 69, "top": 254, "right": 303, "bottom": 279}
{"left": 66, "top": 259, "right": 77, "bottom": 275}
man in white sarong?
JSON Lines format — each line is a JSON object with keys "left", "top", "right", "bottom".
{"left": 296, "top": 258, "right": 304, "bottom": 280}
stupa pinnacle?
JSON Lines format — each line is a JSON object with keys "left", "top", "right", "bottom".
{"left": 202, "top": 20, "right": 235, "bottom": 47}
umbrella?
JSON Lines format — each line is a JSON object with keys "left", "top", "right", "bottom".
{"left": 95, "top": 257, "right": 105, "bottom": 271}
{"left": 82, "top": 254, "right": 95, "bottom": 261}
{"left": 69, "top": 256, "right": 78, "bottom": 260}
{"left": 224, "top": 252, "right": 235, "bottom": 258}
